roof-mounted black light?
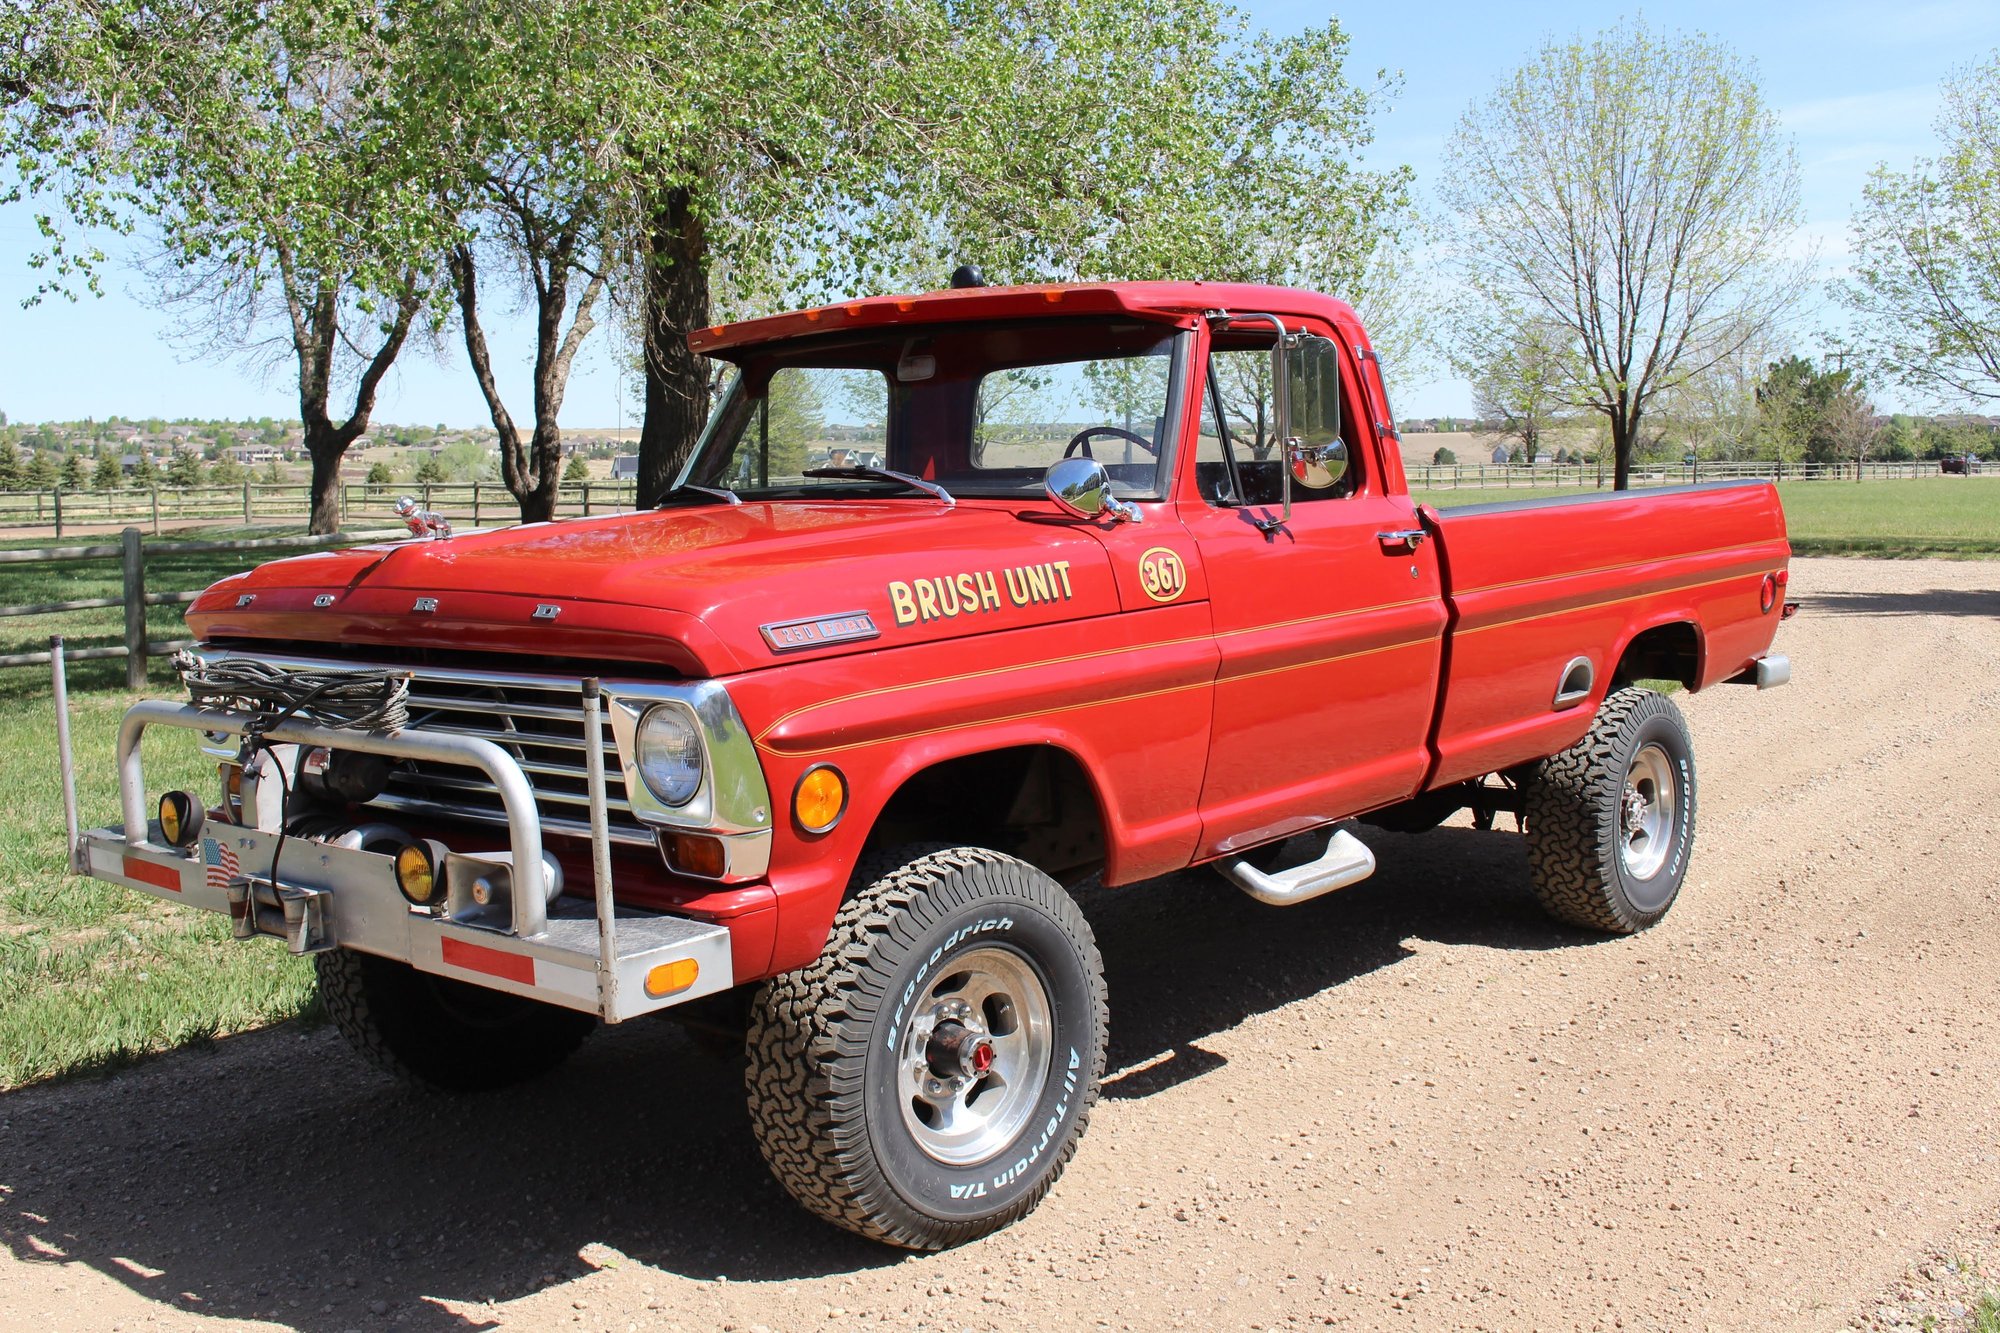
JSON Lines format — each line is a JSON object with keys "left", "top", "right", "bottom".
{"left": 949, "top": 264, "right": 988, "bottom": 289}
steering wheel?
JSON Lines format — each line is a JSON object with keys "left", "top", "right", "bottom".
{"left": 1063, "top": 426, "right": 1158, "bottom": 460}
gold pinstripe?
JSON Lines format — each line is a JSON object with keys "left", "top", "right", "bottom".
{"left": 1454, "top": 571, "right": 1758, "bottom": 636}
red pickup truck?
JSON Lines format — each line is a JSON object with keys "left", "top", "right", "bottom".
{"left": 74, "top": 281, "right": 1792, "bottom": 1250}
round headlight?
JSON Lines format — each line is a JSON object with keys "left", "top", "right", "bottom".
{"left": 635, "top": 705, "right": 704, "bottom": 806}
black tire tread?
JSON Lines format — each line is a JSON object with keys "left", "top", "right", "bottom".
{"left": 315, "top": 949, "right": 595, "bottom": 1093}
{"left": 744, "top": 845, "right": 1107, "bottom": 1250}
{"left": 1522, "top": 686, "right": 1696, "bottom": 934}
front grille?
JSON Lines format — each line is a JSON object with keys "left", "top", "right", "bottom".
{"left": 369, "top": 667, "right": 655, "bottom": 846}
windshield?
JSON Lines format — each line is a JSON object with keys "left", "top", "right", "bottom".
{"left": 677, "top": 318, "right": 1188, "bottom": 501}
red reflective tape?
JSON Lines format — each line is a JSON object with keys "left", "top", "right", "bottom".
{"left": 123, "top": 855, "right": 183, "bottom": 893}
{"left": 440, "top": 936, "right": 536, "bottom": 985}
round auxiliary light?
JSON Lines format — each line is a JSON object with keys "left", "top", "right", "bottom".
{"left": 793, "top": 763, "right": 848, "bottom": 834}
{"left": 394, "top": 842, "right": 447, "bottom": 908}
{"left": 635, "top": 705, "right": 703, "bottom": 807}
{"left": 158, "top": 790, "right": 204, "bottom": 848}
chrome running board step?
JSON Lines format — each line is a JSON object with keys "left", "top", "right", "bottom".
{"left": 1216, "top": 828, "right": 1377, "bottom": 907}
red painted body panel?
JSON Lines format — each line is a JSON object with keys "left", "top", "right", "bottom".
{"left": 180, "top": 282, "right": 1790, "bottom": 986}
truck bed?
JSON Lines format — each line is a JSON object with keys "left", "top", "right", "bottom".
{"left": 1421, "top": 480, "right": 1790, "bottom": 790}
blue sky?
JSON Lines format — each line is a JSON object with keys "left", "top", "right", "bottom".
{"left": 3, "top": 1, "right": 1995, "bottom": 427}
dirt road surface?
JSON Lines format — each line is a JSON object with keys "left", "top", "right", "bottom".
{"left": 3, "top": 556, "right": 1997, "bottom": 1332}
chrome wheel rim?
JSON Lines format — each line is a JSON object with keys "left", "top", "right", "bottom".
{"left": 897, "top": 945, "right": 1053, "bottom": 1167}
{"left": 1620, "top": 743, "right": 1677, "bottom": 881}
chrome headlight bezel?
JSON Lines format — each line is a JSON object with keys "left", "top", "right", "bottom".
{"left": 602, "top": 682, "right": 773, "bottom": 841}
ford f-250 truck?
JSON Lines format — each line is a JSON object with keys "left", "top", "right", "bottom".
{"left": 68, "top": 280, "right": 1793, "bottom": 1250}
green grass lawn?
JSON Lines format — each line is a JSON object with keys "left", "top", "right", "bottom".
{"left": 0, "top": 527, "right": 323, "bottom": 1089}
{"left": 1415, "top": 477, "right": 2000, "bottom": 557}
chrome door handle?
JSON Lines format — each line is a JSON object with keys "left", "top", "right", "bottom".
{"left": 1376, "top": 528, "right": 1427, "bottom": 549}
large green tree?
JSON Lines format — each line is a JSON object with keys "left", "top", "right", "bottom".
{"left": 1440, "top": 19, "right": 1805, "bottom": 488}
{"left": 2, "top": 0, "right": 449, "bottom": 532}
{"left": 1839, "top": 53, "right": 2000, "bottom": 406}
{"left": 615, "top": 3, "right": 1412, "bottom": 503}
{"left": 400, "top": 0, "right": 625, "bottom": 523}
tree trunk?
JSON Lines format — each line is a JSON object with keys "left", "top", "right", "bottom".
{"left": 521, "top": 424, "right": 562, "bottom": 522}
{"left": 304, "top": 426, "right": 347, "bottom": 533}
{"left": 1609, "top": 410, "right": 1635, "bottom": 491}
{"left": 637, "top": 187, "right": 711, "bottom": 508}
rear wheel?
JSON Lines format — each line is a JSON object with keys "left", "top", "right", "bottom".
{"left": 316, "top": 950, "right": 596, "bottom": 1092}
{"left": 745, "top": 846, "right": 1107, "bottom": 1249}
{"left": 1523, "top": 686, "right": 1697, "bottom": 933}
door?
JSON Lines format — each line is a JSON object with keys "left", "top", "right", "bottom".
{"left": 1182, "top": 322, "right": 1447, "bottom": 857}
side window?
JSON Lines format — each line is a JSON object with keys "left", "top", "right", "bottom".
{"left": 730, "top": 367, "right": 888, "bottom": 487}
{"left": 1196, "top": 342, "right": 1359, "bottom": 507}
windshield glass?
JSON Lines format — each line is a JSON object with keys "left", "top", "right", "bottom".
{"left": 677, "top": 319, "right": 1187, "bottom": 501}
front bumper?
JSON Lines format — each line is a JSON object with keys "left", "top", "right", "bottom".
{"left": 84, "top": 698, "right": 734, "bottom": 1023}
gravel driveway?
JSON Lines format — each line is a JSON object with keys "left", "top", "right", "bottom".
{"left": 3, "top": 555, "right": 1997, "bottom": 1332}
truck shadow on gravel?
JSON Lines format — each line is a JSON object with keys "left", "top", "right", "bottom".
{"left": 0, "top": 824, "right": 1583, "bottom": 1329}
{"left": 1800, "top": 586, "right": 2000, "bottom": 619}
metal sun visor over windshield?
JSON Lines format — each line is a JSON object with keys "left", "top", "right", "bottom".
{"left": 679, "top": 318, "right": 1190, "bottom": 504}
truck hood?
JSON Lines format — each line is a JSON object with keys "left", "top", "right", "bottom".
{"left": 187, "top": 502, "right": 1122, "bottom": 676}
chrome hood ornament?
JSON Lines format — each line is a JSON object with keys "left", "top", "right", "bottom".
{"left": 393, "top": 495, "right": 453, "bottom": 539}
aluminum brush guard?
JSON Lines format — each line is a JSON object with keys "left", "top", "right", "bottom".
{"left": 63, "top": 657, "right": 736, "bottom": 1024}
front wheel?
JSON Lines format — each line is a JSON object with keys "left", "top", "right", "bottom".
{"left": 745, "top": 846, "right": 1107, "bottom": 1250}
{"left": 316, "top": 950, "right": 596, "bottom": 1092}
{"left": 1523, "top": 686, "right": 1698, "bottom": 933}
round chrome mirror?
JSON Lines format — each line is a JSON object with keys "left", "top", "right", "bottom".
{"left": 1288, "top": 439, "right": 1348, "bottom": 490}
{"left": 1044, "top": 456, "right": 1142, "bottom": 524}
{"left": 1045, "top": 456, "right": 1112, "bottom": 518}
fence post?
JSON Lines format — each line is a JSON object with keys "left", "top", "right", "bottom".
{"left": 149, "top": 489, "right": 160, "bottom": 535}
{"left": 583, "top": 482, "right": 592, "bottom": 516}
{"left": 473, "top": 482, "right": 481, "bottom": 528}
{"left": 122, "top": 526, "right": 147, "bottom": 690}
{"left": 242, "top": 480, "right": 252, "bottom": 523}
{"left": 53, "top": 488, "right": 62, "bottom": 539}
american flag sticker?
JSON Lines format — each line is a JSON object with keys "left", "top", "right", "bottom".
{"left": 203, "top": 837, "right": 241, "bottom": 892}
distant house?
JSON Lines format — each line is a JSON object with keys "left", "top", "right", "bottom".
{"left": 227, "top": 445, "right": 281, "bottom": 465}
{"left": 610, "top": 456, "right": 640, "bottom": 480}
{"left": 1490, "top": 445, "right": 1510, "bottom": 465}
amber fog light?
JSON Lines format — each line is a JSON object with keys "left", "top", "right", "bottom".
{"left": 793, "top": 764, "right": 847, "bottom": 834}
{"left": 394, "top": 842, "right": 447, "bottom": 908}
{"left": 158, "top": 791, "right": 204, "bottom": 848}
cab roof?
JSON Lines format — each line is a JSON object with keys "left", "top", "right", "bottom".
{"left": 685, "top": 281, "right": 1361, "bottom": 358}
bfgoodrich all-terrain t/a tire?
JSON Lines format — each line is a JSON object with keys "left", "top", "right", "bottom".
{"left": 1523, "top": 686, "right": 1698, "bottom": 934}
{"left": 316, "top": 949, "right": 596, "bottom": 1093}
{"left": 746, "top": 846, "right": 1108, "bottom": 1250}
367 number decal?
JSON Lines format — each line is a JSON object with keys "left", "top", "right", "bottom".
{"left": 1137, "top": 547, "right": 1188, "bottom": 603}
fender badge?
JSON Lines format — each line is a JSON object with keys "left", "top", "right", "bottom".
{"left": 235, "top": 594, "right": 256, "bottom": 608}
{"left": 532, "top": 604, "right": 561, "bottom": 620}
{"left": 412, "top": 597, "right": 438, "bottom": 614}
{"left": 312, "top": 594, "right": 336, "bottom": 608}
{"left": 761, "top": 611, "right": 879, "bottom": 653}
{"left": 1136, "top": 547, "right": 1188, "bottom": 603}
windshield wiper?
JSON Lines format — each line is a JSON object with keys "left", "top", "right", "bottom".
{"left": 801, "top": 466, "right": 955, "bottom": 507}
{"left": 656, "top": 483, "right": 741, "bottom": 507}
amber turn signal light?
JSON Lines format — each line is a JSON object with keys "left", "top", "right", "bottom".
{"left": 394, "top": 842, "right": 447, "bottom": 908}
{"left": 793, "top": 763, "right": 847, "bottom": 834}
{"left": 158, "top": 790, "right": 203, "bottom": 848}
{"left": 663, "top": 832, "right": 727, "bottom": 878}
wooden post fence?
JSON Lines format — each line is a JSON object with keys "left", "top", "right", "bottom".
{"left": 121, "top": 527, "right": 147, "bottom": 688}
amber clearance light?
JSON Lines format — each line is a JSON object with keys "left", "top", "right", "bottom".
{"left": 793, "top": 764, "right": 848, "bottom": 834}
